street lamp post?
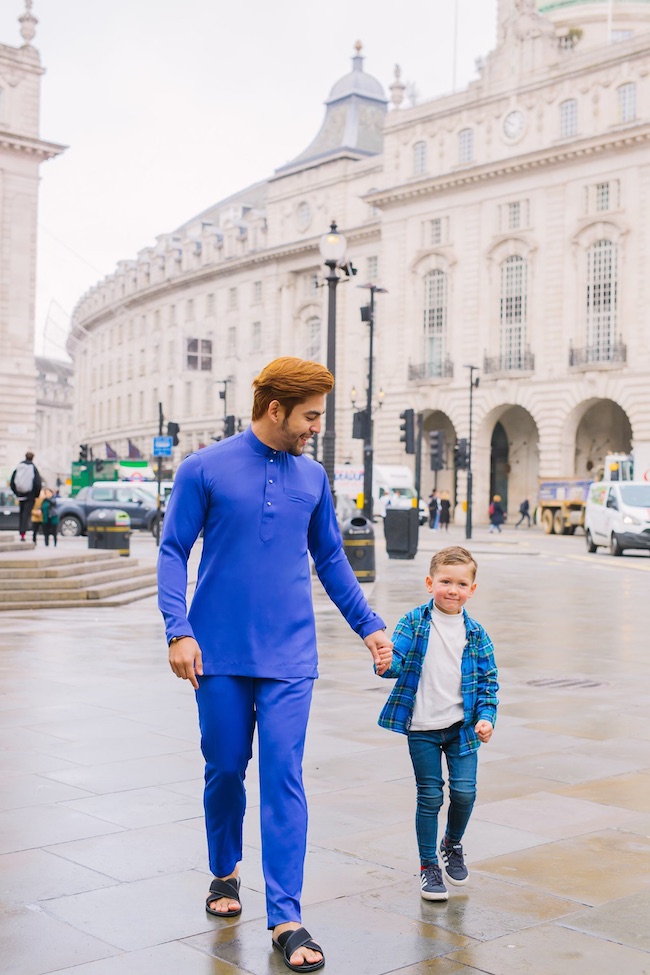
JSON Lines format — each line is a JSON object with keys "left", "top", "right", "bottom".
{"left": 464, "top": 364, "right": 480, "bottom": 539}
{"left": 358, "top": 282, "right": 387, "bottom": 520}
{"left": 319, "top": 222, "right": 347, "bottom": 495}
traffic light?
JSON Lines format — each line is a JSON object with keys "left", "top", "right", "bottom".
{"left": 95, "top": 458, "right": 104, "bottom": 473}
{"left": 429, "top": 430, "right": 444, "bottom": 471}
{"left": 399, "top": 409, "right": 415, "bottom": 454}
{"left": 454, "top": 438, "right": 469, "bottom": 470}
{"left": 79, "top": 443, "right": 89, "bottom": 462}
{"left": 352, "top": 410, "right": 370, "bottom": 441}
{"left": 223, "top": 415, "right": 236, "bottom": 438}
{"left": 167, "top": 421, "right": 180, "bottom": 446}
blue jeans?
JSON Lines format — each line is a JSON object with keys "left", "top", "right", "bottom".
{"left": 408, "top": 722, "right": 478, "bottom": 866}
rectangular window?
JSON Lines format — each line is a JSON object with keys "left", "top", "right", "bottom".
{"left": 167, "top": 384, "right": 174, "bottom": 415}
{"left": 206, "top": 292, "right": 215, "bottom": 316}
{"left": 413, "top": 141, "right": 427, "bottom": 176}
{"left": 229, "top": 287, "right": 238, "bottom": 310}
{"left": 154, "top": 310, "right": 160, "bottom": 329}
{"left": 186, "top": 298, "right": 195, "bottom": 321}
{"left": 228, "top": 326, "right": 237, "bottom": 357}
{"left": 251, "top": 321, "right": 262, "bottom": 352}
{"left": 185, "top": 381, "right": 192, "bottom": 414}
{"left": 169, "top": 304, "right": 176, "bottom": 325}
{"left": 367, "top": 256, "right": 378, "bottom": 282}
{"left": 307, "top": 272, "right": 319, "bottom": 295}
{"left": 618, "top": 83, "right": 636, "bottom": 123}
{"left": 596, "top": 182, "right": 610, "bottom": 212}
{"left": 186, "top": 337, "right": 213, "bottom": 371}
{"left": 508, "top": 201, "right": 521, "bottom": 230}
{"left": 430, "top": 218, "right": 442, "bottom": 245}
{"left": 560, "top": 99, "right": 577, "bottom": 138}
{"left": 458, "top": 129, "right": 473, "bottom": 165}
{"left": 253, "top": 280, "right": 262, "bottom": 303}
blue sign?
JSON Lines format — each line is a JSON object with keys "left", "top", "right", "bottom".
{"left": 153, "top": 436, "right": 173, "bottom": 457}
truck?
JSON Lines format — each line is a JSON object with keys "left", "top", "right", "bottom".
{"left": 335, "top": 464, "right": 427, "bottom": 524}
{"left": 538, "top": 453, "right": 634, "bottom": 535}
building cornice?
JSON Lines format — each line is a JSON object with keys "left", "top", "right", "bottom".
{"left": 0, "top": 128, "right": 67, "bottom": 160}
{"left": 70, "top": 224, "right": 382, "bottom": 340}
{"left": 367, "top": 123, "right": 650, "bottom": 208}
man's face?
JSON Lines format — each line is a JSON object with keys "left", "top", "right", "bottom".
{"left": 276, "top": 394, "right": 326, "bottom": 456}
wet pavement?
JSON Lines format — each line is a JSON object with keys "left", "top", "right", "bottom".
{"left": 2, "top": 524, "right": 650, "bottom": 974}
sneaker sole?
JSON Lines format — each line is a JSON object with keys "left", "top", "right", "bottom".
{"left": 420, "top": 888, "right": 449, "bottom": 901}
{"left": 441, "top": 866, "right": 470, "bottom": 887}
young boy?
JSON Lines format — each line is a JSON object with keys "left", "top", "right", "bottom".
{"left": 377, "top": 546, "right": 498, "bottom": 901}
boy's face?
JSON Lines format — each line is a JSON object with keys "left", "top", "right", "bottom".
{"left": 426, "top": 563, "right": 476, "bottom": 615}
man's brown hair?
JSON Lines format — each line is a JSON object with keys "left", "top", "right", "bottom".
{"left": 429, "top": 545, "right": 478, "bottom": 580}
{"left": 251, "top": 357, "right": 334, "bottom": 421}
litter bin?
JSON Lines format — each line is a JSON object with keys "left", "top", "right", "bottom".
{"left": 87, "top": 509, "right": 131, "bottom": 556}
{"left": 384, "top": 507, "right": 419, "bottom": 560}
{"left": 342, "top": 515, "right": 376, "bottom": 582}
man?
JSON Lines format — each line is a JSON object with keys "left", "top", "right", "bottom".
{"left": 10, "top": 451, "right": 42, "bottom": 542}
{"left": 157, "top": 357, "right": 392, "bottom": 973}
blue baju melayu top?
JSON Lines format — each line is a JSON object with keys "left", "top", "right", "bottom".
{"left": 157, "top": 426, "right": 385, "bottom": 678}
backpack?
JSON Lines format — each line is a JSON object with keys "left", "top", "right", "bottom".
{"left": 12, "top": 461, "right": 35, "bottom": 496}
{"left": 489, "top": 503, "right": 495, "bottom": 516}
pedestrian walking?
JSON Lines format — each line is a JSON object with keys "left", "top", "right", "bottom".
{"left": 515, "top": 497, "right": 531, "bottom": 528}
{"left": 10, "top": 451, "right": 42, "bottom": 542}
{"left": 157, "top": 356, "right": 392, "bottom": 973}
{"left": 428, "top": 490, "right": 440, "bottom": 530}
{"left": 488, "top": 495, "right": 505, "bottom": 533}
{"left": 41, "top": 488, "right": 60, "bottom": 546}
{"left": 439, "top": 492, "right": 451, "bottom": 531}
{"left": 376, "top": 545, "right": 498, "bottom": 901}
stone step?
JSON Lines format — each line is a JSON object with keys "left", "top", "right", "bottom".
{"left": 0, "top": 540, "right": 36, "bottom": 553}
{"left": 0, "top": 572, "right": 157, "bottom": 604}
{"left": 0, "top": 551, "right": 121, "bottom": 570}
{"left": 0, "top": 584, "right": 160, "bottom": 611}
{"left": 0, "top": 556, "right": 126, "bottom": 580}
{"left": 1, "top": 564, "right": 156, "bottom": 591}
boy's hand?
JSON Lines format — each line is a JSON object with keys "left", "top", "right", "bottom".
{"left": 364, "top": 630, "right": 393, "bottom": 676}
{"left": 475, "top": 719, "right": 493, "bottom": 743}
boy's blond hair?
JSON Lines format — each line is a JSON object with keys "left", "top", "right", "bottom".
{"left": 429, "top": 546, "right": 478, "bottom": 580}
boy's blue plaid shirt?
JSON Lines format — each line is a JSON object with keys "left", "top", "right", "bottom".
{"left": 378, "top": 600, "right": 499, "bottom": 755}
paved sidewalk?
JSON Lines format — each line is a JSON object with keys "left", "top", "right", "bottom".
{"left": 1, "top": 525, "right": 650, "bottom": 974}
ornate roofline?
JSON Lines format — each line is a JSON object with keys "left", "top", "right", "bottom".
{"left": 366, "top": 123, "right": 650, "bottom": 209}
{"left": 0, "top": 129, "right": 66, "bottom": 160}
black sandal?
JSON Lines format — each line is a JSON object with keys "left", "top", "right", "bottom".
{"left": 205, "top": 876, "right": 242, "bottom": 917}
{"left": 272, "top": 926, "right": 325, "bottom": 972}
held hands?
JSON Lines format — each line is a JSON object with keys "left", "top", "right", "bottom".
{"left": 169, "top": 637, "right": 203, "bottom": 690}
{"left": 364, "top": 629, "right": 393, "bottom": 676}
{"left": 475, "top": 719, "right": 493, "bottom": 743}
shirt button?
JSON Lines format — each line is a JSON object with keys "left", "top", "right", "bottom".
{"left": 270, "top": 459, "right": 274, "bottom": 463}
{"left": 267, "top": 501, "right": 271, "bottom": 506}
{"left": 269, "top": 479, "right": 273, "bottom": 483}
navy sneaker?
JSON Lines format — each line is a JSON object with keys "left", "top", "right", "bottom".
{"left": 420, "top": 864, "right": 448, "bottom": 901}
{"left": 439, "top": 837, "right": 469, "bottom": 886}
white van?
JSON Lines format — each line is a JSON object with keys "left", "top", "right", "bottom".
{"left": 584, "top": 481, "right": 650, "bottom": 556}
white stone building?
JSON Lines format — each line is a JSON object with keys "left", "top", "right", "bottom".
{"left": 69, "top": 0, "right": 650, "bottom": 521}
{"left": 34, "top": 355, "right": 74, "bottom": 487}
{"left": 0, "top": 3, "right": 64, "bottom": 484}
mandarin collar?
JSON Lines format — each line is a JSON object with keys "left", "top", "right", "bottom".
{"left": 243, "top": 425, "right": 283, "bottom": 458}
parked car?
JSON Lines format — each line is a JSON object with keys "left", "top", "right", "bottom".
{"left": 57, "top": 483, "right": 162, "bottom": 537}
{"left": 0, "top": 489, "right": 19, "bottom": 531}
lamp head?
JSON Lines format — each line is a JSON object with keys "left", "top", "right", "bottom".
{"left": 319, "top": 222, "right": 347, "bottom": 263}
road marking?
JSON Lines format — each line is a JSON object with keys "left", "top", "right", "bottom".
{"left": 567, "top": 553, "right": 650, "bottom": 572}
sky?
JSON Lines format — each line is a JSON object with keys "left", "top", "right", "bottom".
{"left": 1, "top": 0, "right": 499, "bottom": 359}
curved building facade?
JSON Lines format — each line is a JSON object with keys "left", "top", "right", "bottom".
{"left": 69, "top": 2, "right": 650, "bottom": 520}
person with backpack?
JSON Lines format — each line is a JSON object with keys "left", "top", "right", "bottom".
{"left": 10, "top": 452, "right": 42, "bottom": 542}
{"left": 488, "top": 495, "right": 505, "bottom": 533}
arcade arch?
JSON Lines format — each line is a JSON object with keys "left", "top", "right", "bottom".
{"left": 478, "top": 405, "right": 540, "bottom": 517}
{"left": 565, "top": 398, "right": 632, "bottom": 478}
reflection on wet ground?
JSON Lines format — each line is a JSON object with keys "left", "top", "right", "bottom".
{"left": 1, "top": 526, "right": 649, "bottom": 974}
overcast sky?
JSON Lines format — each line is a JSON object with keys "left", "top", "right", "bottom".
{"left": 1, "top": 0, "right": 498, "bottom": 358}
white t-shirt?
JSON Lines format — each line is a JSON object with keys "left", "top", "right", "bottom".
{"left": 410, "top": 603, "right": 465, "bottom": 731}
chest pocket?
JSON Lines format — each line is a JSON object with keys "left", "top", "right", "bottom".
{"left": 285, "top": 488, "right": 318, "bottom": 508}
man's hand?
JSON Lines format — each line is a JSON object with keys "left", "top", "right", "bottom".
{"left": 169, "top": 637, "right": 203, "bottom": 690}
{"left": 364, "top": 629, "right": 393, "bottom": 676}
{"left": 475, "top": 719, "right": 493, "bottom": 743}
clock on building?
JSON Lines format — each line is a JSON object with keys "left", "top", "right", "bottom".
{"left": 503, "top": 110, "right": 525, "bottom": 140}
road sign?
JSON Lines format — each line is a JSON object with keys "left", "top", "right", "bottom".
{"left": 153, "top": 435, "right": 173, "bottom": 457}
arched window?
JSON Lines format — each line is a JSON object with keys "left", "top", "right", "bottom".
{"left": 586, "top": 240, "right": 617, "bottom": 359}
{"left": 423, "top": 270, "right": 447, "bottom": 377}
{"left": 559, "top": 99, "right": 577, "bottom": 138}
{"left": 305, "top": 315, "right": 321, "bottom": 360}
{"left": 500, "top": 256, "right": 527, "bottom": 369}
{"left": 618, "top": 83, "right": 636, "bottom": 123}
{"left": 413, "top": 141, "right": 427, "bottom": 176}
{"left": 458, "top": 128, "right": 473, "bottom": 164}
